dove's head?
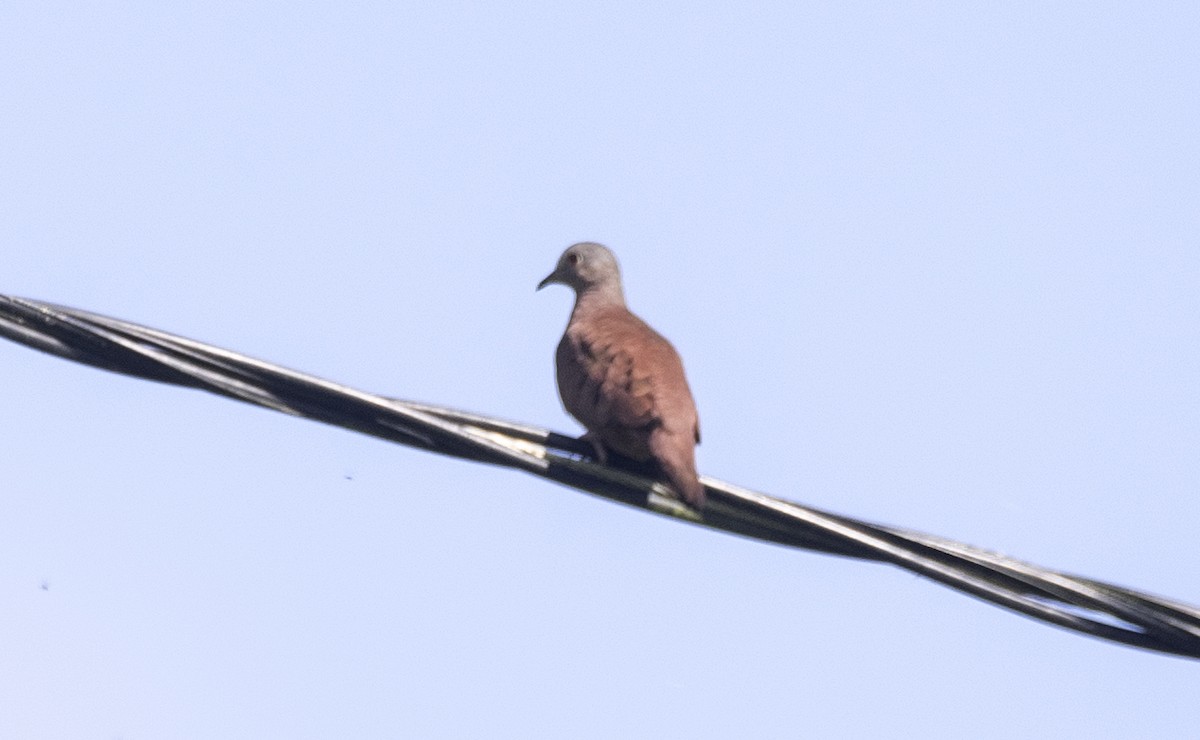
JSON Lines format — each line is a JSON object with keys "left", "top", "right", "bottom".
{"left": 537, "top": 242, "right": 624, "bottom": 298}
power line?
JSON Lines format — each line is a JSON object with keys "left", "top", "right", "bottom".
{"left": 2, "top": 294, "right": 1198, "bottom": 659}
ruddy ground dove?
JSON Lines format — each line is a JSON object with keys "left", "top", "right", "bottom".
{"left": 537, "top": 242, "right": 705, "bottom": 508}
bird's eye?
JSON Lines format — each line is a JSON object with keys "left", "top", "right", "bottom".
{"left": 567, "top": 253, "right": 580, "bottom": 265}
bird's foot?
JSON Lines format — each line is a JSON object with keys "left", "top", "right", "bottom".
{"left": 579, "top": 433, "right": 609, "bottom": 464}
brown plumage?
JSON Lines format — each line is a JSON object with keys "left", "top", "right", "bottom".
{"left": 538, "top": 242, "right": 704, "bottom": 508}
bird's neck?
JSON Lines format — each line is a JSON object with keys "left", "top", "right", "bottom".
{"left": 571, "top": 282, "right": 627, "bottom": 319}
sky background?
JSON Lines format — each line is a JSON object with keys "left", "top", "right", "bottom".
{"left": 2, "top": 3, "right": 1198, "bottom": 738}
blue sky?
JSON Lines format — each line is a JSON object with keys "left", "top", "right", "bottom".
{"left": 2, "top": 3, "right": 1198, "bottom": 738}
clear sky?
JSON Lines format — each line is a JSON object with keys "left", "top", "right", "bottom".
{"left": 2, "top": 3, "right": 1198, "bottom": 738}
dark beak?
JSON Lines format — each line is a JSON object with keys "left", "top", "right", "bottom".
{"left": 536, "top": 270, "right": 559, "bottom": 291}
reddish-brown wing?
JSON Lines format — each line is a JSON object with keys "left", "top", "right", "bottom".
{"left": 555, "top": 305, "right": 704, "bottom": 506}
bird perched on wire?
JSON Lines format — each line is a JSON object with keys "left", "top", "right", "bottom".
{"left": 537, "top": 242, "right": 705, "bottom": 508}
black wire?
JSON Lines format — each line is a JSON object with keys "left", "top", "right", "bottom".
{"left": 2, "top": 295, "right": 1198, "bottom": 659}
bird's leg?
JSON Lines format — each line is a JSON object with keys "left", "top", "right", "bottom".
{"left": 579, "top": 432, "right": 609, "bottom": 464}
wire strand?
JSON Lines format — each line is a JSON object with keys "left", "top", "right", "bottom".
{"left": 2, "top": 295, "right": 1198, "bottom": 659}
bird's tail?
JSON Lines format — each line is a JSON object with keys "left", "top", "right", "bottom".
{"left": 650, "top": 431, "right": 705, "bottom": 509}
{"left": 670, "top": 470, "right": 706, "bottom": 509}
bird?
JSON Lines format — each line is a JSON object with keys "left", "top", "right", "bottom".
{"left": 537, "top": 242, "right": 705, "bottom": 508}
